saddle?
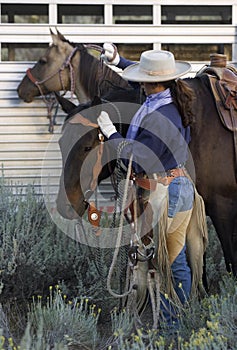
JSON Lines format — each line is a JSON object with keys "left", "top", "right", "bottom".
{"left": 197, "top": 53, "right": 237, "bottom": 132}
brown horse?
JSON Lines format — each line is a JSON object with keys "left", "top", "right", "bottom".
{"left": 17, "top": 31, "right": 237, "bottom": 277}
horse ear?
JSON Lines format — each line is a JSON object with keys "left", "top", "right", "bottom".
{"left": 56, "top": 29, "right": 67, "bottom": 42}
{"left": 49, "top": 28, "right": 55, "bottom": 36}
{"left": 54, "top": 92, "right": 77, "bottom": 114}
{"left": 50, "top": 29, "right": 59, "bottom": 45}
{"left": 50, "top": 28, "right": 66, "bottom": 46}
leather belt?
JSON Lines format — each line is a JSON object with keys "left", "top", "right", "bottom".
{"left": 134, "top": 167, "right": 187, "bottom": 190}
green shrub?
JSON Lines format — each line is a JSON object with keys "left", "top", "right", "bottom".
{"left": 28, "top": 286, "right": 100, "bottom": 349}
{"left": 1, "top": 178, "right": 236, "bottom": 349}
{"left": 0, "top": 178, "right": 116, "bottom": 305}
{"left": 205, "top": 217, "right": 226, "bottom": 293}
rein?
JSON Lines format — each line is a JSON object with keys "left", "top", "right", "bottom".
{"left": 68, "top": 112, "right": 104, "bottom": 230}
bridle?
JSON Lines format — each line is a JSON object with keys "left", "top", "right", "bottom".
{"left": 66, "top": 112, "right": 105, "bottom": 230}
{"left": 25, "top": 44, "right": 105, "bottom": 133}
{"left": 26, "top": 44, "right": 104, "bottom": 102}
{"left": 83, "top": 127, "right": 105, "bottom": 234}
{"left": 26, "top": 46, "right": 79, "bottom": 132}
{"left": 26, "top": 46, "right": 79, "bottom": 101}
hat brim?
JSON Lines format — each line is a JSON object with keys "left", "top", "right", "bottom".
{"left": 122, "top": 61, "right": 191, "bottom": 82}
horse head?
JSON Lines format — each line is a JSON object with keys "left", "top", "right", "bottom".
{"left": 56, "top": 94, "right": 103, "bottom": 219}
{"left": 17, "top": 29, "right": 84, "bottom": 102}
{"left": 17, "top": 29, "right": 130, "bottom": 104}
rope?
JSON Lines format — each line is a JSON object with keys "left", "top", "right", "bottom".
{"left": 110, "top": 138, "right": 129, "bottom": 228}
{"left": 147, "top": 269, "right": 160, "bottom": 329}
{"left": 84, "top": 44, "right": 103, "bottom": 53}
{"left": 106, "top": 152, "right": 135, "bottom": 298}
{"left": 106, "top": 141, "right": 163, "bottom": 329}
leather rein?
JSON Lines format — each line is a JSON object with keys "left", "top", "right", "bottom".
{"left": 67, "top": 113, "right": 104, "bottom": 230}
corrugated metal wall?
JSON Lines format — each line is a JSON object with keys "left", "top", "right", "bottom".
{"left": 0, "top": 62, "right": 64, "bottom": 196}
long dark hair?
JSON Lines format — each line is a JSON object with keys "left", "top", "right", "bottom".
{"left": 161, "top": 79, "right": 196, "bottom": 127}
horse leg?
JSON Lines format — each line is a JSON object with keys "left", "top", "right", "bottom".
{"left": 207, "top": 196, "right": 237, "bottom": 277}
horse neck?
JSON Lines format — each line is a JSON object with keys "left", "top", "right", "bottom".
{"left": 70, "top": 52, "right": 90, "bottom": 103}
{"left": 74, "top": 84, "right": 89, "bottom": 104}
{"left": 73, "top": 48, "right": 130, "bottom": 103}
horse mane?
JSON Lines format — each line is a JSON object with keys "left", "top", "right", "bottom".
{"left": 55, "top": 35, "right": 131, "bottom": 100}
{"left": 76, "top": 45, "right": 130, "bottom": 100}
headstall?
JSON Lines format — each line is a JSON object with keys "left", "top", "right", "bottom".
{"left": 68, "top": 113, "right": 104, "bottom": 232}
{"left": 26, "top": 47, "right": 79, "bottom": 132}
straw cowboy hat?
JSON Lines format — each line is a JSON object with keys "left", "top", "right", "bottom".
{"left": 122, "top": 50, "right": 191, "bottom": 83}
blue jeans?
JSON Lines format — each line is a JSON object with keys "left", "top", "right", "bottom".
{"left": 168, "top": 177, "right": 194, "bottom": 218}
{"left": 160, "top": 246, "right": 191, "bottom": 327}
{"left": 160, "top": 176, "right": 193, "bottom": 326}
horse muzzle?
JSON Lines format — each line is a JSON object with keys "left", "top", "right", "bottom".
{"left": 17, "top": 81, "right": 38, "bottom": 103}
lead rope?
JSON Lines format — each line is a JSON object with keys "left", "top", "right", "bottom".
{"left": 106, "top": 152, "right": 136, "bottom": 298}
{"left": 106, "top": 144, "right": 161, "bottom": 330}
{"left": 147, "top": 269, "right": 160, "bottom": 330}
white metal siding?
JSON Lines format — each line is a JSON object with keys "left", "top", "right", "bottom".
{"left": 0, "top": 62, "right": 65, "bottom": 194}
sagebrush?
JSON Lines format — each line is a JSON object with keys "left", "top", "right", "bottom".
{"left": 0, "top": 178, "right": 236, "bottom": 349}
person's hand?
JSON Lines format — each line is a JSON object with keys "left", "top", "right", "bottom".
{"left": 97, "top": 111, "right": 117, "bottom": 138}
{"left": 101, "top": 43, "right": 120, "bottom": 66}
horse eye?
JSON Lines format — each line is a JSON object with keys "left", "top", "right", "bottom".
{"left": 84, "top": 146, "right": 92, "bottom": 152}
{"left": 39, "top": 57, "right": 47, "bottom": 65}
